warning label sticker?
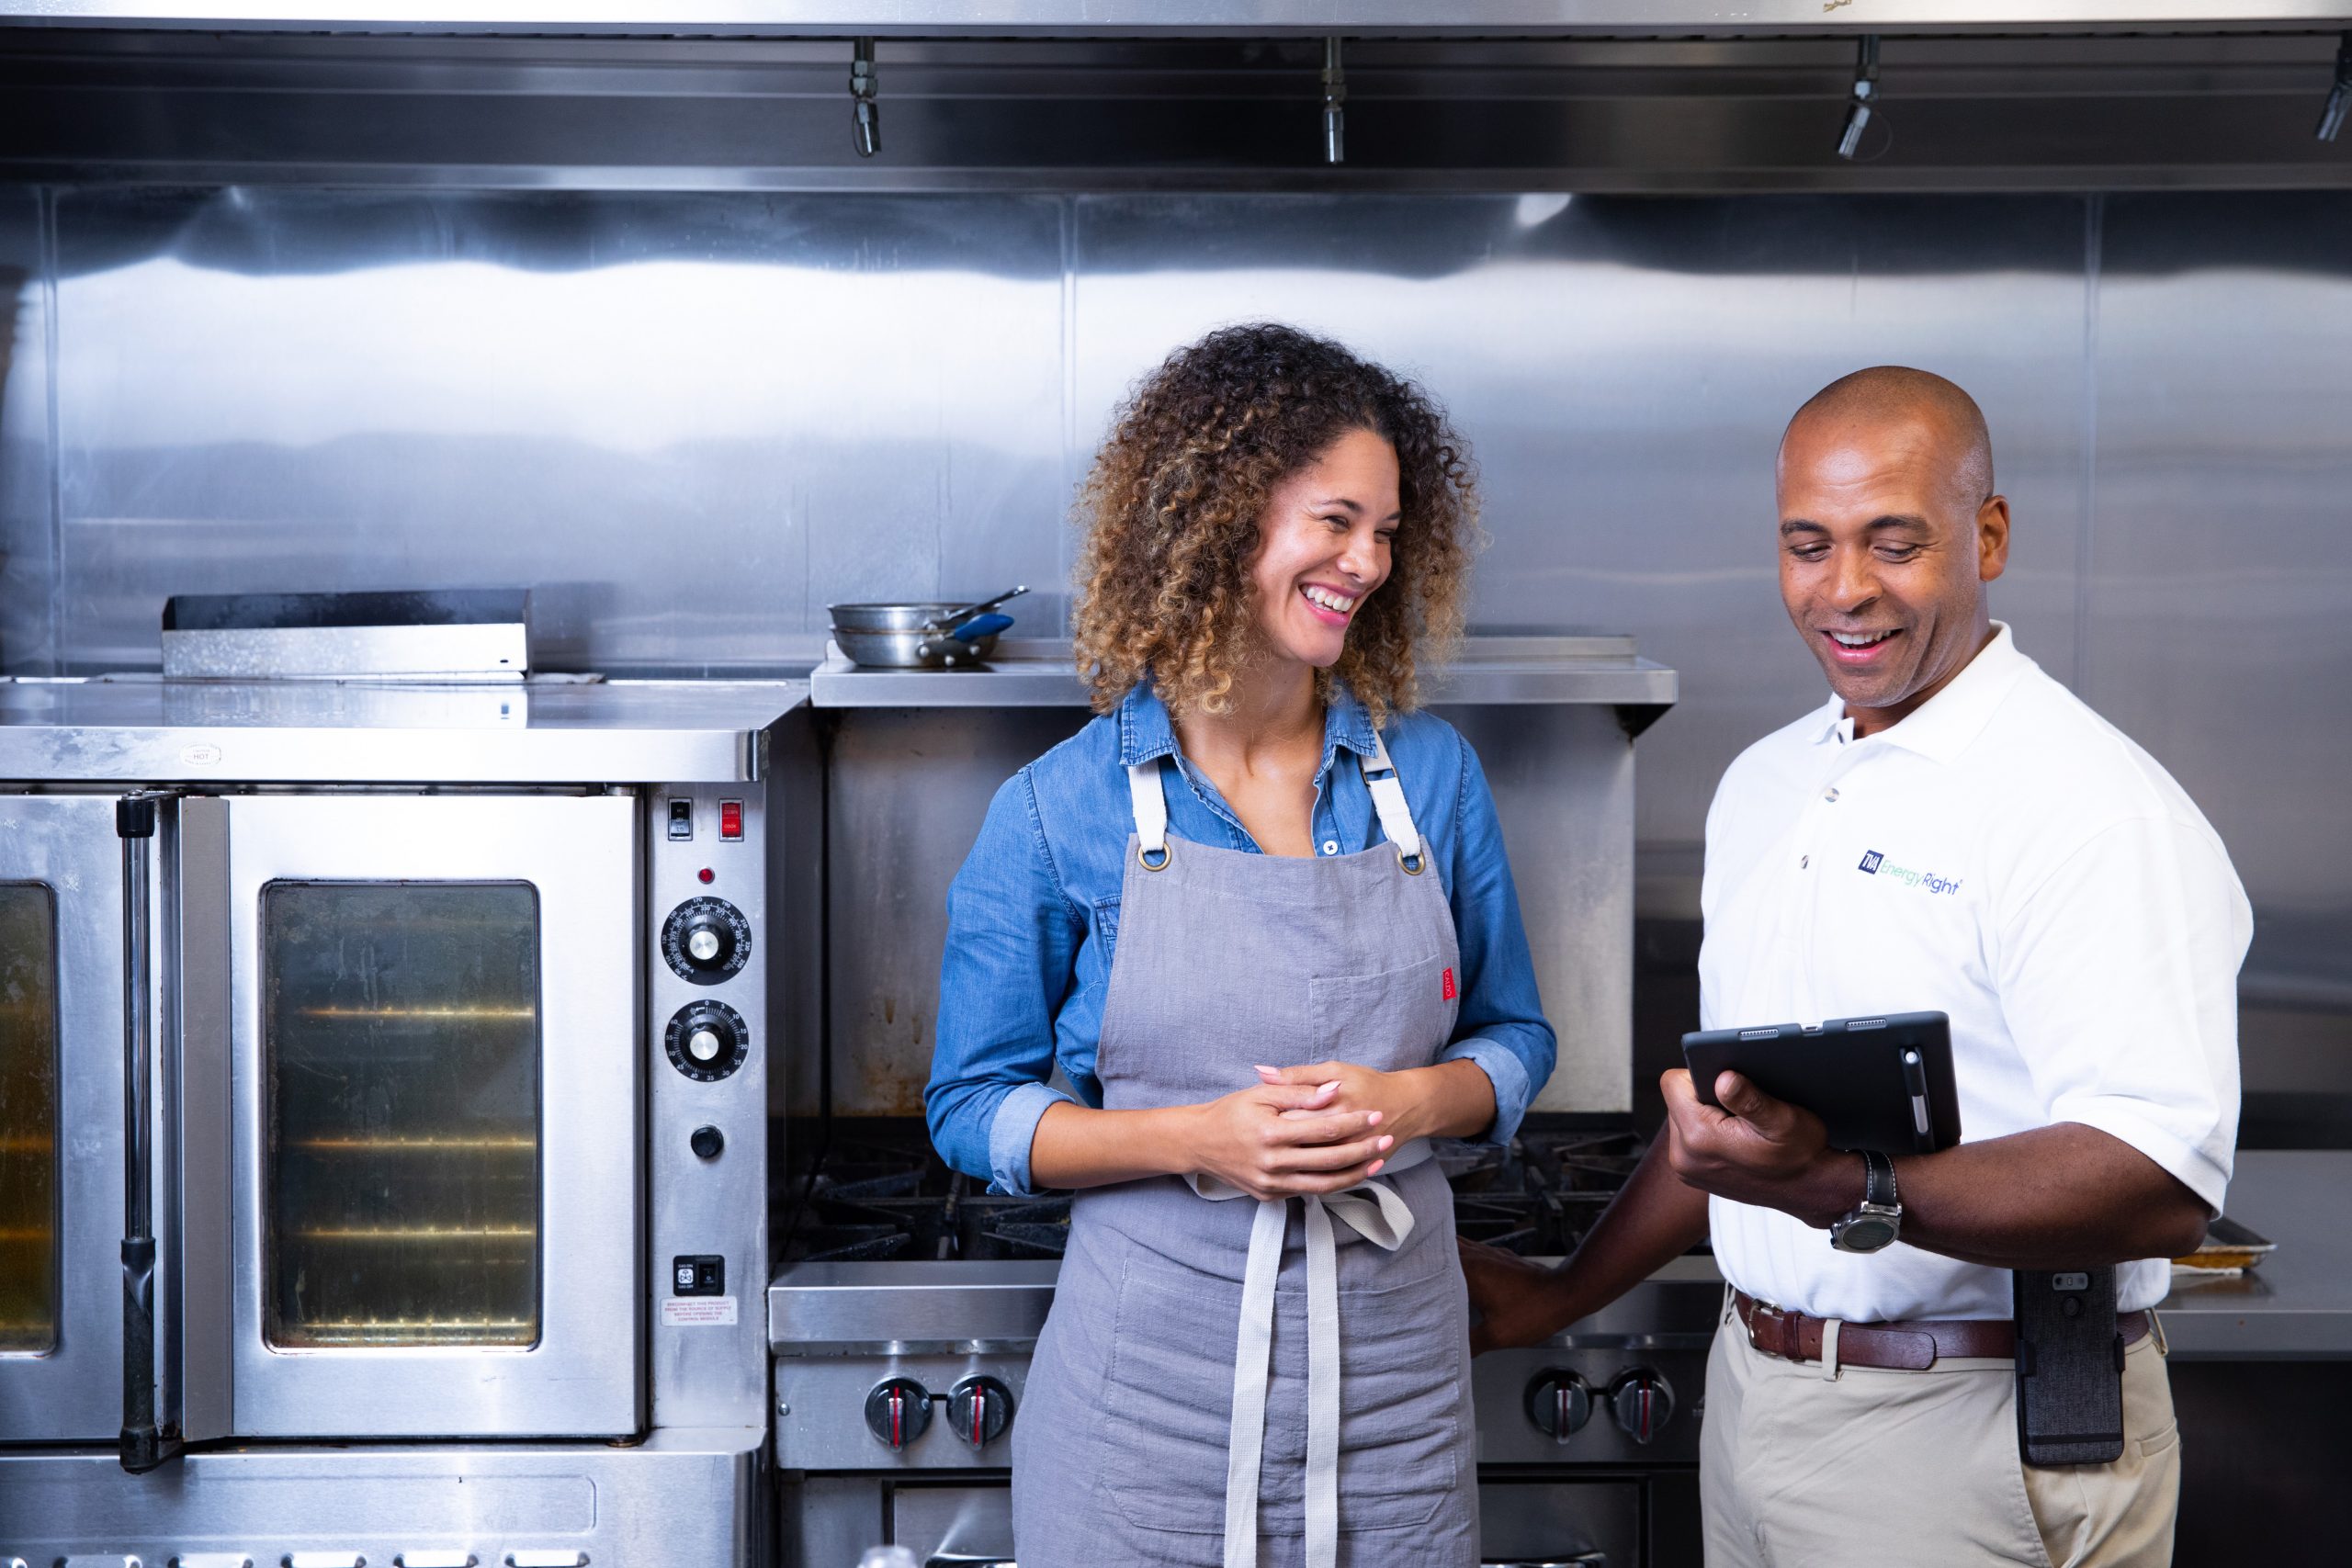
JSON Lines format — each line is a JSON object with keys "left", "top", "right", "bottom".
{"left": 662, "top": 1295, "right": 740, "bottom": 1327}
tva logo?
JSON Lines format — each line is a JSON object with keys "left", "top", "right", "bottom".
{"left": 1858, "top": 849, "right": 1962, "bottom": 895}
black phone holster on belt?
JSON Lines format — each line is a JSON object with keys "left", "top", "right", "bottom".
{"left": 2013, "top": 1266, "right": 2127, "bottom": 1466}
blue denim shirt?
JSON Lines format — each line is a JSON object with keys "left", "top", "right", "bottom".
{"left": 925, "top": 681, "right": 1558, "bottom": 1196}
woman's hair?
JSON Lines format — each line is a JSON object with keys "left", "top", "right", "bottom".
{"left": 1071, "top": 322, "right": 1479, "bottom": 727}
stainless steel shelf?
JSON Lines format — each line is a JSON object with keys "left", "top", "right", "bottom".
{"left": 810, "top": 635, "right": 1678, "bottom": 717}
{"left": 3, "top": 2, "right": 2347, "bottom": 36}
{"left": 0, "top": 676, "right": 806, "bottom": 784}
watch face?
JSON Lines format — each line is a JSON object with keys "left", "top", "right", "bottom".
{"left": 1836, "top": 1214, "right": 1899, "bottom": 1253}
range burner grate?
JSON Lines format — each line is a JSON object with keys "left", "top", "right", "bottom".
{"left": 777, "top": 1117, "right": 1640, "bottom": 1265}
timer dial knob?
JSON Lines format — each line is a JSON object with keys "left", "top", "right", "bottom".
{"left": 947, "top": 1375, "right": 1015, "bottom": 1447}
{"left": 1608, "top": 1368, "right": 1674, "bottom": 1445}
{"left": 865, "top": 1377, "right": 933, "bottom": 1450}
{"left": 665, "top": 1000, "right": 750, "bottom": 1082}
{"left": 1524, "top": 1369, "right": 1593, "bottom": 1443}
{"left": 662, "top": 897, "right": 752, "bottom": 986}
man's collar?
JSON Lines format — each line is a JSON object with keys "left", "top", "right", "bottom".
{"left": 1808, "top": 622, "right": 2031, "bottom": 763}
{"left": 1115, "top": 678, "right": 1382, "bottom": 770}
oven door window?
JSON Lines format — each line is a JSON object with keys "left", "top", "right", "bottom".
{"left": 264, "top": 880, "right": 541, "bottom": 1349}
{"left": 0, "top": 883, "right": 58, "bottom": 1355}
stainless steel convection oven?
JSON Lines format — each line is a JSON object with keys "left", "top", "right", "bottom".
{"left": 0, "top": 662, "right": 816, "bottom": 1565}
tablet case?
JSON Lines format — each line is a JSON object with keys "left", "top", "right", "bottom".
{"left": 1680, "top": 1010, "right": 1962, "bottom": 1156}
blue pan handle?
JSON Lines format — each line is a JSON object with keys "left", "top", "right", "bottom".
{"left": 950, "top": 612, "right": 1015, "bottom": 642}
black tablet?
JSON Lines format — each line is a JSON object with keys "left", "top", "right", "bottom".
{"left": 1680, "top": 1010, "right": 1962, "bottom": 1156}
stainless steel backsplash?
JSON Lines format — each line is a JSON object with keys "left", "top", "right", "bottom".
{"left": 0, "top": 186, "right": 2343, "bottom": 1105}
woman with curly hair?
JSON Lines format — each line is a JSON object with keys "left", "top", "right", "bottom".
{"left": 927, "top": 323, "right": 1555, "bottom": 1568}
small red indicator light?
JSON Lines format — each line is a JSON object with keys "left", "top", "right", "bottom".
{"left": 719, "top": 800, "right": 744, "bottom": 840}
{"left": 697, "top": 867, "right": 715, "bottom": 885}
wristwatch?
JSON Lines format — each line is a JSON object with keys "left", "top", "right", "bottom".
{"left": 1829, "top": 1149, "right": 1902, "bottom": 1253}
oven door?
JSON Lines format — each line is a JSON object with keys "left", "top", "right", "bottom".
{"left": 199, "top": 792, "right": 641, "bottom": 1439}
{"left": 0, "top": 795, "right": 125, "bottom": 1442}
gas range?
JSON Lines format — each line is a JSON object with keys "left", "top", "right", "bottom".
{"left": 769, "top": 1117, "right": 1723, "bottom": 1568}
{"left": 778, "top": 1115, "right": 1647, "bottom": 1268}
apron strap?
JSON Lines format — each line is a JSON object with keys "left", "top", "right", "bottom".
{"left": 1127, "top": 728, "right": 1424, "bottom": 869}
{"left": 1362, "top": 731, "right": 1424, "bottom": 868}
{"left": 1190, "top": 1141, "right": 1430, "bottom": 1568}
{"left": 1126, "top": 758, "right": 1170, "bottom": 864}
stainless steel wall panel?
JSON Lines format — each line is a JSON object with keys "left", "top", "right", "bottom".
{"left": 1072, "top": 192, "right": 2089, "bottom": 916}
{"left": 811, "top": 706, "right": 1089, "bottom": 1121}
{"left": 2, "top": 183, "right": 2346, "bottom": 1110}
{"left": 0, "top": 186, "right": 49, "bottom": 673}
{"left": 48, "top": 187, "right": 1067, "bottom": 674}
{"left": 2089, "top": 192, "right": 2352, "bottom": 1095}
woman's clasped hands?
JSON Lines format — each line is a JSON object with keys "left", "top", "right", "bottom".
{"left": 1181, "top": 1061, "right": 1402, "bottom": 1202}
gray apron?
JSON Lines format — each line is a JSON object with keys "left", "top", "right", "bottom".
{"left": 1012, "top": 734, "right": 1481, "bottom": 1568}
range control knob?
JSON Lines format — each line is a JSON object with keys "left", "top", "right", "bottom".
{"left": 865, "top": 1378, "right": 933, "bottom": 1450}
{"left": 1523, "top": 1369, "right": 1593, "bottom": 1443}
{"left": 947, "top": 1375, "right": 1015, "bottom": 1447}
{"left": 1608, "top": 1368, "right": 1674, "bottom": 1445}
{"left": 665, "top": 1000, "right": 750, "bottom": 1083}
{"left": 662, "top": 897, "right": 752, "bottom": 986}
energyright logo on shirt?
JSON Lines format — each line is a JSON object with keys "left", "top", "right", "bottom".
{"left": 1857, "top": 849, "right": 1962, "bottom": 896}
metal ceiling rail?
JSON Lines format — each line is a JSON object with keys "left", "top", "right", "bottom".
{"left": 2, "top": 1, "right": 2351, "bottom": 39}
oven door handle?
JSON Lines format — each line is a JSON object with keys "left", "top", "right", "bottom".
{"left": 1484, "top": 1558, "right": 1610, "bottom": 1568}
{"left": 117, "top": 791, "right": 180, "bottom": 1474}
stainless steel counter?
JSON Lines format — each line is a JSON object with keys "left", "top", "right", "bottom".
{"left": 2154, "top": 1150, "right": 2352, "bottom": 1359}
{"left": 769, "top": 1153, "right": 2352, "bottom": 1359}
{"left": 0, "top": 675, "right": 808, "bottom": 783}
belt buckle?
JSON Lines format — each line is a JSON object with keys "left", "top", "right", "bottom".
{"left": 1745, "top": 1296, "right": 1792, "bottom": 1356}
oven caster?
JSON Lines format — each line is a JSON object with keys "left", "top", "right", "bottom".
{"left": 865, "top": 1376, "right": 933, "bottom": 1449}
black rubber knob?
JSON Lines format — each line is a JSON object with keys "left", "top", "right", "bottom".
{"left": 1609, "top": 1368, "right": 1675, "bottom": 1445}
{"left": 1524, "top": 1369, "right": 1593, "bottom": 1441}
{"left": 947, "top": 1375, "right": 1015, "bottom": 1446}
{"left": 865, "top": 1378, "right": 933, "bottom": 1450}
{"left": 690, "top": 1124, "right": 725, "bottom": 1160}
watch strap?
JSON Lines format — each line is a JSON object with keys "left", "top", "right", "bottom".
{"left": 1861, "top": 1148, "right": 1898, "bottom": 1210}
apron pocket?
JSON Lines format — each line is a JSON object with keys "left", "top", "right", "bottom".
{"left": 1307, "top": 953, "right": 1459, "bottom": 1070}
{"left": 1098, "top": 1235, "right": 1466, "bottom": 1538}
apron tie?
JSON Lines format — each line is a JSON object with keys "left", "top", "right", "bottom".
{"left": 1188, "top": 1137, "right": 1433, "bottom": 1568}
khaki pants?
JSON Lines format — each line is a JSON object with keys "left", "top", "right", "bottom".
{"left": 1700, "top": 1297, "right": 2180, "bottom": 1568}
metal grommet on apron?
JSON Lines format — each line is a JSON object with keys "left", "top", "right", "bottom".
{"left": 1012, "top": 728, "right": 1478, "bottom": 1568}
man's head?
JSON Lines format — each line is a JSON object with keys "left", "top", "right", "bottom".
{"left": 1775, "top": 366, "right": 2010, "bottom": 735}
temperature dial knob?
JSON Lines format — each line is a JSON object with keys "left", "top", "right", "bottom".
{"left": 947, "top": 1375, "right": 1015, "bottom": 1447}
{"left": 662, "top": 897, "right": 752, "bottom": 986}
{"left": 665, "top": 1000, "right": 749, "bottom": 1082}
{"left": 1608, "top": 1368, "right": 1674, "bottom": 1446}
{"left": 1523, "top": 1369, "right": 1593, "bottom": 1443}
{"left": 865, "top": 1377, "right": 933, "bottom": 1450}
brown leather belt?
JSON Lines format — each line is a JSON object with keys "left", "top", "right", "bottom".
{"left": 1733, "top": 1290, "right": 2154, "bottom": 1371}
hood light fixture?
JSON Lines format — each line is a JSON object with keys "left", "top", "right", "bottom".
{"left": 2319, "top": 33, "right": 2351, "bottom": 142}
{"left": 1838, "top": 35, "right": 1882, "bottom": 161}
{"left": 1323, "top": 37, "right": 1347, "bottom": 164}
{"left": 851, "top": 38, "right": 880, "bottom": 158}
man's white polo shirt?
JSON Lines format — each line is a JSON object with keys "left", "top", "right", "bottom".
{"left": 1699, "top": 623, "right": 2249, "bottom": 1320}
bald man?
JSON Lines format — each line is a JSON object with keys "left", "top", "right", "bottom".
{"left": 1463, "top": 368, "right": 2248, "bottom": 1567}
